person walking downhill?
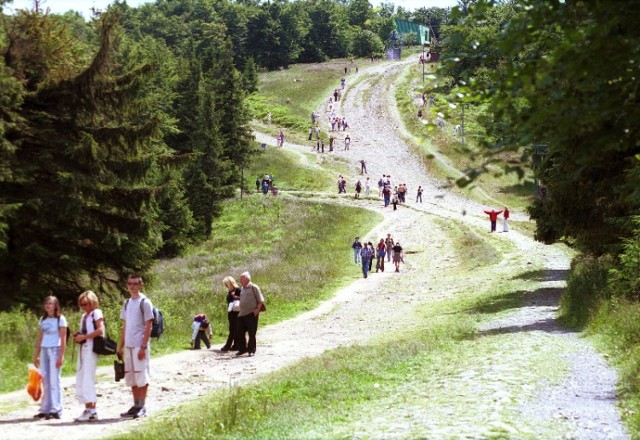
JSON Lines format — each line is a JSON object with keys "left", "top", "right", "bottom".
{"left": 73, "top": 291, "right": 104, "bottom": 422}
{"left": 359, "top": 159, "right": 367, "bottom": 174}
{"left": 382, "top": 184, "right": 391, "bottom": 207}
{"left": 365, "top": 178, "right": 371, "bottom": 197}
{"left": 355, "top": 179, "right": 362, "bottom": 199}
{"left": 483, "top": 209, "right": 503, "bottom": 233}
{"left": 416, "top": 186, "right": 423, "bottom": 203}
{"left": 360, "top": 242, "right": 374, "bottom": 278}
{"left": 221, "top": 276, "right": 241, "bottom": 351}
{"left": 235, "top": 272, "right": 265, "bottom": 357}
{"left": 376, "top": 238, "right": 386, "bottom": 272}
{"left": 503, "top": 207, "right": 510, "bottom": 232}
{"left": 118, "top": 274, "right": 154, "bottom": 419}
{"left": 33, "top": 296, "right": 67, "bottom": 420}
{"left": 392, "top": 241, "right": 404, "bottom": 272}
{"left": 385, "top": 233, "right": 394, "bottom": 263}
{"left": 352, "top": 236, "right": 363, "bottom": 264}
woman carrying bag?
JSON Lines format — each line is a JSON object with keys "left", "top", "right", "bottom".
{"left": 220, "top": 276, "right": 241, "bottom": 352}
{"left": 72, "top": 290, "right": 104, "bottom": 422}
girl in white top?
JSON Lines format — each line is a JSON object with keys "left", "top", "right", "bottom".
{"left": 73, "top": 290, "right": 104, "bottom": 422}
{"left": 33, "top": 296, "right": 67, "bottom": 420}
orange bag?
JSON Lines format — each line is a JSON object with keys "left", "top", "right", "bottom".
{"left": 26, "top": 364, "right": 43, "bottom": 402}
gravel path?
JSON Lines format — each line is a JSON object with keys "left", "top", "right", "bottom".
{"left": 0, "top": 57, "right": 628, "bottom": 439}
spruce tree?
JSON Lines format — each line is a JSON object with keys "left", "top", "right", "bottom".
{"left": 0, "top": 11, "right": 172, "bottom": 305}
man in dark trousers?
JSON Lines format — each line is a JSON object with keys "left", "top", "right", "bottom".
{"left": 483, "top": 209, "right": 504, "bottom": 233}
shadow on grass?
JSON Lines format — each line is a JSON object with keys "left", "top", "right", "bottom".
{"left": 499, "top": 180, "right": 536, "bottom": 197}
{"left": 512, "top": 269, "right": 570, "bottom": 283}
{"left": 465, "top": 287, "right": 579, "bottom": 337}
{"left": 462, "top": 287, "right": 560, "bottom": 316}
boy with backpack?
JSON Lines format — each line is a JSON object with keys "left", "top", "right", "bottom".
{"left": 117, "top": 274, "right": 155, "bottom": 419}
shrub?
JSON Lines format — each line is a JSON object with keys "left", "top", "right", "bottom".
{"left": 559, "top": 254, "right": 614, "bottom": 329}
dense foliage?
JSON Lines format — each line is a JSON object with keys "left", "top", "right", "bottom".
{"left": 438, "top": 0, "right": 640, "bottom": 257}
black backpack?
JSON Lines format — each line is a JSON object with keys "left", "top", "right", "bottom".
{"left": 125, "top": 298, "right": 165, "bottom": 340}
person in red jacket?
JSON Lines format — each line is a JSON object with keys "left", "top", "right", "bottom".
{"left": 503, "top": 207, "right": 510, "bottom": 232}
{"left": 483, "top": 209, "right": 503, "bottom": 232}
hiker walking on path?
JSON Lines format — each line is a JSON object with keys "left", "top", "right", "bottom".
{"left": 344, "top": 134, "right": 351, "bottom": 150}
{"left": 118, "top": 274, "right": 154, "bottom": 419}
{"left": 235, "top": 272, "right": 265, "bottom": 357}
{"left": 483, "top": 209, "right": 503, "bottom": 233}
{"left": 376, "top": 239, "right": 386, "bottom": 272}
{"left": 359, "top": 159, "right": 367, "bottom": 174}
{"left": 355, "top": 179, "right": 362, "bottom": 198}
{"left": 503, "top": 207, "right": 510, "bottom": 232}
{"left": 220, "top": 276, "right": 241, "bottom": 352}
{"left": 392, "top": 242, "right": 404, "bottom": 272}
{"left": 360, "top": 242, "right": 374, "bottom": 278}
{"left": 385, "top": 234, "right": 395, "bottom": 262}
{"left": 365, "top": 177, "right": 371, "bottom": 197}
{"left": 382, "top": 184, "right": 391, "bottom": 207}
{"left": 33, "top": 296, "right": 68, "bottom": 420}
{"left": 73, "top": 291, "right": 104, "bottom": 422}
{"left": 352, "top": 237, "right": 363, "bottom": 264}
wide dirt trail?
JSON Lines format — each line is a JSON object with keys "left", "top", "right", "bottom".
{"left": 0, "top": 58, "right": 628, "bottom": 439}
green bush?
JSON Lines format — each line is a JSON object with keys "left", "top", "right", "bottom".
{"left": 608, "top": 216, "right": 640, "bottom": 300}
{"left": 558, "top": 254, "right": 614, "bottom": 329}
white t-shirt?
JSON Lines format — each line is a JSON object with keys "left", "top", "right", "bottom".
{"left": 120, "top": 294, "right": 154, "bottom": 348}
{"left": 79, "top": 309, "right": 104, "bottom": 348}
{"left": 39, "top": 316, "right": 67, "bottom": 348}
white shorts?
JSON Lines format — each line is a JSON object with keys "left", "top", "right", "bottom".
{"left": 124, "top": 347, "right": 150, "bottom": 387}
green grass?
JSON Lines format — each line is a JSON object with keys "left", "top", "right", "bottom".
{"left": 0, "top": 197, "right": 381, "bottom": 393}
{"left": 249, "top": 59, "right": 354, "bottom": 145}
{"left": 246, "top": 143, "right": 350, "bottom": 193}
{"left": 146, "top": 196, "right": 381, "bottom": 357}
{"left": 109, "top": 218, "right": 571, "bottom": 440}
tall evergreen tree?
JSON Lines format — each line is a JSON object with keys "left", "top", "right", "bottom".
{"left": 0, "top": 10, "right": 172, "bottom": 305}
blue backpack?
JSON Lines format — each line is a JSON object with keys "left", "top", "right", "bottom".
{"left": 125, "top": 298, "right": 165, "bottom": 340}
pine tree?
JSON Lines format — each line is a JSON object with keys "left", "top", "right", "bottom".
{"left": 0, "top": 10, "right": 172, "bottom": 305}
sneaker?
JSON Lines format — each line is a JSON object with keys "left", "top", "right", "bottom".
{"left": 75, "top": 409, "right": 98, "bottom": 422}
{"left": 120, "top": 406, "right": 141, "bottom": 418}
{"left": 132, "top": 407, "right": 147, "bottom": 419}
{"left": 34, "top": 412, "right": 47, "bottom": 419}
{"left": 45, "top": 412, "right": 60, "bottom": 420}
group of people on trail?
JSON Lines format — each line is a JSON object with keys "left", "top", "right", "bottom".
{"left": 377, "top": 175, "right": 414, "bottom": 210}
{"left": 311, "top": 76, "right": 354, "bottom": 155}
{"left": 32, "top": 271, "right": 266, "bottom": 423}
{"left": 219, "top": 272, "right": 265, "bottom": 357}
{"left": 352, "top": 233, "right": 404, "bottom": 278}
{"left": 33, "top": 275, "right": 154, "bottom": 422}
{"left": 257, "top": 174, "right": 278, "bottom": 196}
{"left": 484, "top": 207, "right": 510, "bottom": 232}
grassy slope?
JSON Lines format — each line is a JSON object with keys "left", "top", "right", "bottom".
{"left": 112, "top": 219, "right": 574, "bottom": 440}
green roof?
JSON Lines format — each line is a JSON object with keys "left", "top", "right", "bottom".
{"left": 394, "top": 19, "right": 430, "bottom": 45}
